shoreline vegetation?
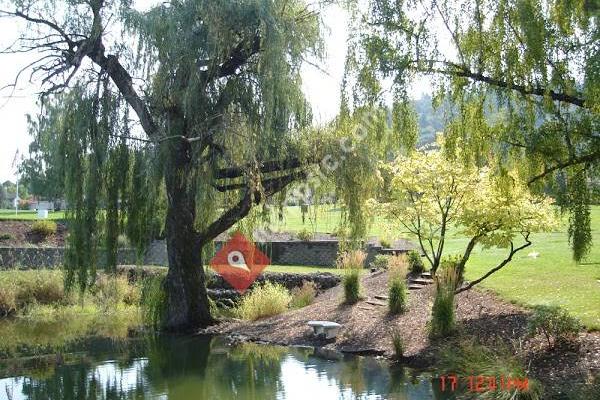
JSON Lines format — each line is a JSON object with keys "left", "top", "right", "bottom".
{"left": 0, "top": 268, "right": 598, "bottom": 399}
{"left": 0, "top": 205, "right": 599, "bottom": 398}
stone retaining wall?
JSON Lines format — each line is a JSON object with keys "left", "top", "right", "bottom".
{"left": 1, "top": 240, "right": 415, "bottom": 269}
{"left": 0, "top": 247, "right": 138, "bottom": 269}
{"left": 142, "top": 240, "right": 341, "bottom": 267}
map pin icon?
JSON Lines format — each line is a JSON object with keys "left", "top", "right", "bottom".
{"left": 227, "top": 250, "right": 250, "bottom": 272}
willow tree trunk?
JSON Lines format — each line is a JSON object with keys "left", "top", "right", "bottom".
{"left": 162, "top": 139, "right": 213, "bottom": 332}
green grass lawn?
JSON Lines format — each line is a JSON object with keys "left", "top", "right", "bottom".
{"left": 0, "top": 209, "right": 66, "bottom": 221}
{"left": 271, "top": 205, "right": 600, "bottom": 330}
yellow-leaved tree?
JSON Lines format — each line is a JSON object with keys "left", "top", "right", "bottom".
{"left": 370, "top": 143, "right": 557, "bottom": 292}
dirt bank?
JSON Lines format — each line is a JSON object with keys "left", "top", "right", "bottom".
{"left": 206, "top": 270, "right": 600, "bottom": 398}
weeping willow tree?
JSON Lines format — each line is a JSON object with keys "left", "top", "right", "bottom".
{"left": 0, "top": 0, "right": 323, "bottom": 331}
{"left": 347, "top": 0, "right": 599, "bottom": 261}
{"left": 2, "top": 0, "right": 411, "bottom": 331}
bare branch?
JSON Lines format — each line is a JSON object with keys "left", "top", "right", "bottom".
{"left": 455, "top": 233, "right": 532, "bottom": 294}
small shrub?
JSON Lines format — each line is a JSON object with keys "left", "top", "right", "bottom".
{"left": 236, "top": 282, "right": 291, "bottom": 320}
{"left": 31, "top": 220, "right": 57, "bottom": 237}
{"left": 391, "top": 331, "right": 404, "bottom": 358}
{"left": 93, "top": 275, "right": 141, "bottom": 308}
{"left": 0, "top": 270, "right": 67, "bottom": 317}
{"left": 296, "top": 229, "right": 313, "bottom": 241}
{"left": 117, "top": 234, "right": 131, "bottom": 248}
{"left": 0, "top": 282, "right": 17, "bottom": 317}
{"left": 371, "top": 254, "right": 390, "bottom": 270}
{"left": 290, "top": 280, "right": 317, "bottom": 308}
{"left": 379, "top": 238, "right": 392, "bottom": 248}
{"left": 430, "top": 263, "right": 459, "bottom": 338}
{"left": 528, "top": 305, "right": 582, "bottom": 348}
{"left": 337, "top": 250, "right": 365, "bottom": 304}
{"left": 0, "top": 233, "right": 13, "bottom": 241}
{"left": 407, "top": 250, "right": 425, "bottom": 274}
{"left": 332, "top": 226, "right": 349, "bottom": 238}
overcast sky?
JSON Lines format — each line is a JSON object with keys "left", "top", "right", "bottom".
{"left": 0, "top": 2, "right": 429, "bottom": 183}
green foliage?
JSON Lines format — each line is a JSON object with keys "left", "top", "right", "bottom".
{"left": 352, "top": 0, "right": 599, "bottom": 262}
{"left": 407, "top": 250, "right": 425, "bottom": 274}
{"left": 430, "top": 264, "right": 459, "bottom": 338}
{"left": 388, "top": 276, "right": 407, "bottom": 315}
{"left": 342, "top": 271, "right": 361, "bottom": 305}
{"left": 0, "top": 270, "right": 143, "bottom": 321}
{"left": 371, "top": 254, "right": 390, "bottom": 270}
{"left": 91, "top": 275, "right": 141, "bottom": 310}
{"left": 0, "top": 233, "right": 13, "bottom": 241}
{"left": 440, "top": 255, "right": 465, "bottom": 286}
{"left": 141, "top": 276, "right": 167, "bottom": 329}
{"left": 568, "top": 169, "right": 592, "bottom": 262}
{"left": 371, "top": 145, "right": 557, "bottom": 281}
{"left": 390, "top": 331, "right": 404, "bottom": 358}
{"left": 0, "top": 270, "right": 67, "bottom": 317}
{"left": 438, "top": 339, "right": 543, "bottom": 400}
{"left": 527, "top": 305, "right": 582, "bottom": 348}
{"left": 235, "top": 282, "right": 291, "bottom": 321}
{"left": 31, "top": 220, "right": 57, "bottom": 237}
{"left": 388, "top": 254, "right": 408, "bottom": 314}
{"left": 290, "top": 281, "right": 317, "bottom": 308}
{"left": 296, "top": 229, "right": 314, "bottom": 241}
{"left": 337, "top": 250, "right": 365, "bottom": 304}
{"left": 379, "top": 238, "right": 391, "bottom": 248}
{"left": 117, "top": 234, "right": 130, "bottom": 248}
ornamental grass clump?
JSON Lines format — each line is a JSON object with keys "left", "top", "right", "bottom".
{"left": 391, "top": 331, "right": 404, "bottom": 359}
{"left": 290, "top": 280, "right": 317, "bottom": 308}
{"left": 430, "top": 262, "right": 459, "bottom": 338}
{"left": 236, "top": 282, "right": 291, "bottom": 321}
{"left": 438, "top": 339, "right": 543, "bottom": 400}
{"left": 337, "top": 250, "right": 365, "bottom": 304}
{"left": 388, "top": 255, "right": 408, "bottom": 314}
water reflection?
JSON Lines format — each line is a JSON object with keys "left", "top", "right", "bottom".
{"left": 0, "top": 335, "right": 449, "bottom": 400}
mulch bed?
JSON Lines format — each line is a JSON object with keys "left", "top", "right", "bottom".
{"left": 207, "top": 270, "right": 600, "bottom": 398}
{"left": 0, "top": 221, "right": 67, "bottom": 247}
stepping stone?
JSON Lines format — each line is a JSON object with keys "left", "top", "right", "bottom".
{"left": 365, "top": 300, "right": 387, "bottom": 307}
{"left": 374, "top": 295, "right": 389, "bottom": 301}
{"left": 308, "top": 321, "right": 342, "bottom": 339}
{"left": 408, "top": 285, "right": 423, "bottom": 290}
{"left": 409, "top": 278, "right": 434, "bottom": 285}
{"left": 421, "top": 272, "right": 433, "bottom": 279}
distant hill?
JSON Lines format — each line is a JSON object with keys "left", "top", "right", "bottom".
{"left": 412, "top": 95, "right": 447, "bottom": 145}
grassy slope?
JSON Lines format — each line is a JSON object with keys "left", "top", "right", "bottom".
{"left": 269, "top": 206, "right": 600, "bottom": 330}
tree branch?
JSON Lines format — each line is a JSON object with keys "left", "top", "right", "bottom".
{"left": 215, "top": 157, "right": 318, "bottom": 180}
{"left": 455, "top": 234, "right": 532, "bottom": 294}
{"left": 198, "top": 170, "right": 307, "bottom": 243}
{"left": 528, "top": 151, "right": 600, "bottom": 184}
{"left": 414, "top": 60, "right": 586, "bottom": 108}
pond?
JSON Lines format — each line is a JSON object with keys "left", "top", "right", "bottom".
{"left": 0, "top": 325, "right": 452, "bottom": 400}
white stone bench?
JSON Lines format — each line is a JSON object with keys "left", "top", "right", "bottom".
{"left": 308, "top": 321, "right": 342, "bottom": 339}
